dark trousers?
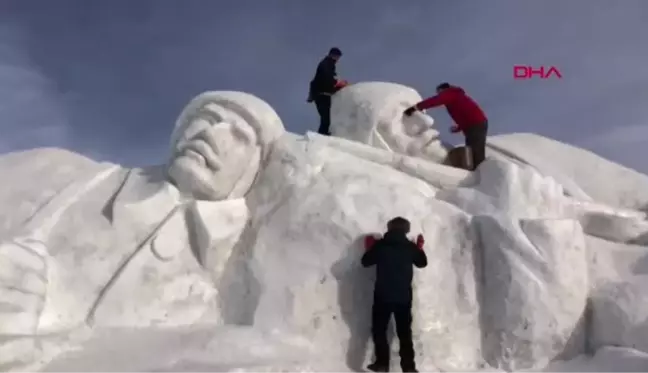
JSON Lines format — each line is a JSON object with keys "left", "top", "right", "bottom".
{"left": 463, "top": 121, "right": 488, "bottom": 170}
{"left": 371, "top": 301, "right": 415, "bottom": 370}
{"left": 314, "top": 95, "right": 332, "bottom": 135}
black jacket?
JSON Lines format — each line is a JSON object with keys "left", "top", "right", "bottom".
{"left": 309, "top": 56, "right": 338, "bottom": 96}
{"left": 361, "top": 231, "right": 428, "bottom": 304}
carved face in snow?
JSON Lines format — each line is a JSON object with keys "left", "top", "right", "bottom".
{"left": 167, "top": 91, "right": 285, "bottom": 200}
{"left": 330, "top": 82, "right": 447, "bottom": 162}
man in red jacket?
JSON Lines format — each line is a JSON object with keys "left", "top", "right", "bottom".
{"left": 403, "top": 83, "right": 488, "bottom": 170}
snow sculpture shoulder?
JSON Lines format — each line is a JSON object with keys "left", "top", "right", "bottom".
{"left": 330, "top": 82, "right": 448, "bottom": 162}
{"left": 168, "top": 91, "right": 285, "bottom": 201}
{"left": 0, "top": 147, "right": 108, "bottom": 237}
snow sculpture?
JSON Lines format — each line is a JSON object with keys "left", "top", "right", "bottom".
{"left": 0, "top": 91, "right": 285, "bottom": 368}
{"left": 590, "top": 276, "right": 648, "bottom": 354}
{"left": 475, "top": 215, "right": 588, "bottom": 371}
{"left": 1, "top": 82, "right": 648, "bottom": 372}
{"left": 331, "top": 82, "right": 449, "bottom": 163}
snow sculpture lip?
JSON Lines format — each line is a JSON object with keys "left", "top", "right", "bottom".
{"left": 167, "top": 91, "right": 285, "bottom": 201}
{"left": 178, "top": 126, "right": 233, "bottom": 172}
{"left": 330, "top": 81, "right": 447, "bottom": 162}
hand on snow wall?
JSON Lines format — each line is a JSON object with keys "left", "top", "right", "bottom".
{"left": 416, "top": 233, "right": 425, "bottom": 249}
{"left": 364, "top": 234, "right": 381, "bottom": 250}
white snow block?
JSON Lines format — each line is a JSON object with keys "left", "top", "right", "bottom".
{"left": 438, "top": 158, "right": 570, "bottom": 220}
{"left": 487, "top": 132, "right": 648, "bottom": 210}
{"left": 150, "top": 206, "right": 191, "bottom": 261}
{"left": 0, "top": 337, "right": 37, "bottom": 369}
{"left": 0, "top": 148, "right": 109, "bottom": 240}
{"left": 307, "top": 131, "right": 471, "bottom": 190}
{"left": 0, "top": 239, "right": 48, "bottom": 335}
{"left": 592, "top": 347, "right": 648, "bottom": 372}
{"left": 477, "top": 159, "right": 568, "bottom": 218}
{"left": 545, "top": 346, "right": 648, "bottom": 372}
{"left": 89, "top": 207, "right": 220, "bottom": 328}
{"left": 580, "top": 211, "right": 648, "bottom": 244}
{"left": 411, "top": 212, "right": 483, "bottom": 371}
{"left": 186, "top": 198, "right": 249, "bottom": 280}
{"left": 110, "top": 167, "right": 180, "bottom": 233}
{"left": 475, "top": 215, "right": 588, "bottom": 371}
{"left": 590, "top": 276, "right": 648, "bottom": 354}
{"left": 40, "top": 325, "right": 323, "bottom": 372}
{"left": 248, "top": 140, "right": 481, "bottom": 371}
{"left": 584, "top": 236, "right": 648, "bottom": 292}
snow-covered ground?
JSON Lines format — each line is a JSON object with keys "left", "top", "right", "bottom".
{"left": 1, "top": 82, "right": 648, "bottom": 372}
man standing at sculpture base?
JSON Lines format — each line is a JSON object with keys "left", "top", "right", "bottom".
{"left": 362, "top": 217, "right": 428, "bottom": 373}
{"left": 404, "top": 83, "right": 488, "bottom": 170}
{"left": 308, "top": 47, "right": 348, "bottom": 135}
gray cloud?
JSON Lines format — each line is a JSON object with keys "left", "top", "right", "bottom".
{"left": 0, "top": 0, "right": 647, "bottom": 173}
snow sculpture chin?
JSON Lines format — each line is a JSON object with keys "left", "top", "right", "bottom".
{"left": 167, "top": 91, "right": 285, "bottom": 201}
{"left": 330, "top": 81, "right": 448, "bottom": 163}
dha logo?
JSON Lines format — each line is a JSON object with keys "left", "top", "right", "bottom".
{"left": 514, "top": 65, "right": 563, "bottom": 80}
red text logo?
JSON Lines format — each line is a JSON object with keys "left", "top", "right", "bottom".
{"left": 513, "top": 65, "right": 562, "bottom": 80}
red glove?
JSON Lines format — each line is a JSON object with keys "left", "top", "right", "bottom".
{"left": 416, "top": 234, "right": 425, "bottom": 249}
{"left": 335, "top": 79, "right": 348, "bottom": 88}
{"left": 450, "top": 125, "right": 460, "bottom": 133}
{"left": 364, "top": 235, "right": 378, "bottom": 250}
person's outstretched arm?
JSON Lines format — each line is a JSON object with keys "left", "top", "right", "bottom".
{"left": 413, "top": 247, "right": 428, "bottom": 268}
{"left": 415, "top": 90, "right": 451, "bottom": 110}
{"left": 361, "top": 237, "right": 381, "bottom": 267}
{"left": 412, "top": 234, "right": 428, "bottom": 268}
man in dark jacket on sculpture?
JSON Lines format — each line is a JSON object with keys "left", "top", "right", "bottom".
{"left": 404, "top": 83, "right": 488, "bottom": 170}
{"left": 308, "top": 47, "right": 348, "bottom": 135}
{"left": 362, "top": 217, "right": 428, "bottom": 373}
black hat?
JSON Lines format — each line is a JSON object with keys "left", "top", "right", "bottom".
{"left": 329, "top": 47, "right": 342, "bottom": 56}
{"left": 387, "top": 216, "right": 411, "bottom": 234}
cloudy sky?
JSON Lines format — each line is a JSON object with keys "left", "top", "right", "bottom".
{"left": 0, "top": 0, "right": 647, "bottom": 173}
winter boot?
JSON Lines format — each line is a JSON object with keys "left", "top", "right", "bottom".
{"left": 367, "top": 362, "right": 389, "bottom": 372}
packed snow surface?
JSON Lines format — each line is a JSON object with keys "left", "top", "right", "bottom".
{"left": 1, "top": 82, "right": 648, "bottom": 372}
